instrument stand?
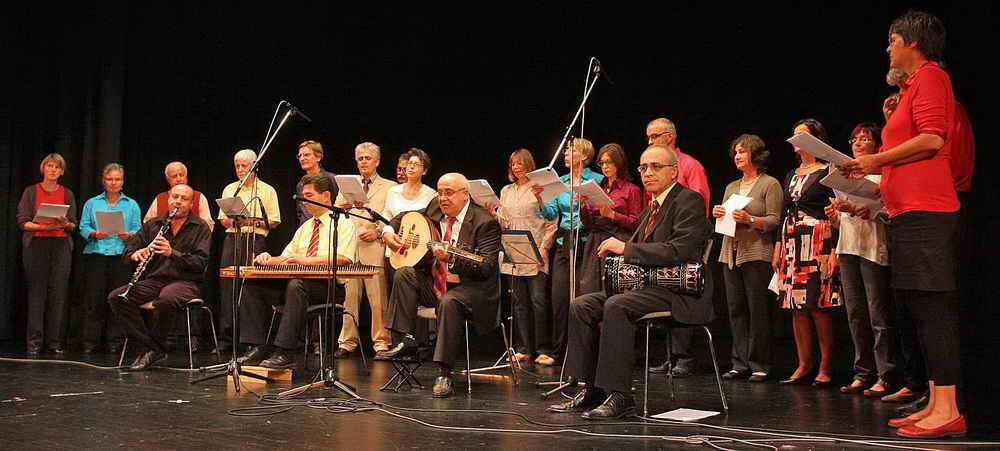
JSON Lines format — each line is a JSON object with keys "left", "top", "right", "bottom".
{"left": 537, "top": 58, "right": 604, "bottom": 398}
{"left": 277, "top": 197, "right": 385, "bottom": 400}
{"left": 192, "top": 101, "right": 302, "bottom": 391}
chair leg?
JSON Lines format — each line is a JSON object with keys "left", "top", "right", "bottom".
{"left": 644, "top": 321, "right": 651, "bottom": 418}
{"left": 201, "top": 306, "right": 222, "bottom": 362}
{"left": 265, "top": 310, "right": 277, "bottom": 345}
{"left": 702, "top": 325, "right": 729, "bottom": 412}
{"left": 464, "top": 321, "right": 471, "bottom": 395}
{"left": 118, "top": 337, "right": 128, "bottom": 368}
{"left": 666, "top": 326, "right": 674, "bottom": 399}
{"left": 186, "top": 308, "right": 195, "bottom": 370}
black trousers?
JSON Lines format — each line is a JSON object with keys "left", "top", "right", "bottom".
{"left": 219, "top": 232, "right": 267, "bottom": 343}
{"left": 723, "top": 260, "right": 774, "bottom": 374}
{"left": 567, "top": 286, "right": 679, "bottom": 394}
{"left": 23, "top": 237, "right": 72, "bottom": 348}
{"left": 385, "top": 267, "right": 474, "bottom": 367}
{"left": 81, "top": 253, "right": 130, "bottom": 347}
{"left": 550, "top": 236, "right": 585, "bottom": 359}
{"left": 899, "top": 288, "right": 961, "bottom": 386}
{"left": 108, "top": 278, "right": 200, "bottom": 353}
{"left": 239, "top": 278, "right": 341, "bottom": 350}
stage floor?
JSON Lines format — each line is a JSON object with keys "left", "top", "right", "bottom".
{"left": 1, "top": 339, "right": 997, "bottom": 450}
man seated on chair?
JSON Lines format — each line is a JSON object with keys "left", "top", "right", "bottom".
{"left": 547, "top": 145, "right": 712, "bottom": 419}
{"left": 378, "top": 173, "right": 502, "bottom": 398}
{"left": 108, "top": 184, "right": 212, "bottom": 371}
{"left": 236, "top": 173, "right": 357, "bottom": 369}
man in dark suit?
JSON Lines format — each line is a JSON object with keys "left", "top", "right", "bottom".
{"left": 548, "top": 145, "right": 712, "bottom": 419}
{"left": 378, "top": 173, "right": 502, "bottom": 398}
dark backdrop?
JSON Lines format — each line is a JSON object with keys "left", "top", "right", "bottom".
{"left": 3, "top": 4, "right": 997, "bottom": 381}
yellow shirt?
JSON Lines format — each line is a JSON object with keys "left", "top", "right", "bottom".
{"left": 218, "top": 179, "right": 281, "bottom": 236}
{"left": 282, "top": 212, "right": 358, "bottom": 264}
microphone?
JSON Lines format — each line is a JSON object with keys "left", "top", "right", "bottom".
{"left": 292, "top": 195, "right": 338, "bottom": 211}
{"left": 286, "top": 102, "right": 313, "bottom": 122}
{"left": 354, "top": 206, "right": 391, "bottom": 225}
{"left": 593, "top": 58, "right": 615, "bottom": 86}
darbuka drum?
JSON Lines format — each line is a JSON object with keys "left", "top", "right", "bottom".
{"left": 601, "top": 256, "right": 704, "bottom": 296}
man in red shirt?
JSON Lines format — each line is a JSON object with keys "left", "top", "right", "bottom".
{"left": 646, "top": 117, "right": 710, "bottom": 377}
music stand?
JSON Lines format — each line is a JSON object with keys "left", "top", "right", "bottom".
{"left": 464, "top": 230, "right": 542, "bottom": 383}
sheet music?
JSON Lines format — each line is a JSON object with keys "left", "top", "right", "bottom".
{"left": 786, "top": 133, "right": 852, "bottom": 165}
{"left": 525, "top": 167, "right": 568, "bottom": 204}
{"left": 334, "top": 175, "right": 366, "bottom": 204}
{"left": 651, "top": 408, "right": 720, "bottom": 422}
{"left": 820, "top": 171, "right": 880, "bottom": 199}
{"left": 33, "top": 203, "right": 69, "bottom": 222}
{"left": 714, "top": 194, "right": 752, "bottom": 237}
{"left": 95, "top": 210, "right": 126, "bottom": 235}
{"left": 576, "top": 179, "right": 613, "bottom": 207}
{"left": 467, "top": 179, "right": 501, "bottom": 207}
{"left": 500, "top": 230, "right": 542, "bottom": 265}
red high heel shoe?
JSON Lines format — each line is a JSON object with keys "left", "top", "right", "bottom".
{"left": 896, "top": 415, "right": 966, "bottom": 439}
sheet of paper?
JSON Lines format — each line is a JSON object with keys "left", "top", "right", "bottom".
{"left": 768, "top": 272, "right": 780, "bottom": 295}
{"left": 33, "top": 203, "right": 69, "bottom": 222}
{"left": 95, "top": 210, "right": 126, "bottom": 235}
{"left": 786, "top": 133, "right": 852, "bottom": 165}
{"left": 501, "top": 230, "right": 542, "bottom": 265}
{"left": 467, "top": 179, "right": 501, "bottom": 207}
{"left": 820, "top": 171, "right": 880, "bottom": 200}
{"left": 525, "top": 167, "right": 568, "bottom": 204}
{"left": 833, "top": 189, "right": 885, "bottom": 215}
{"left": 576, "top": 179, "right": 613, "bottom": 207}
{"left": 334, "top": 175, "right": 366, "bottom": 204}
{"left": 651, "top": 408, "right": 720, "bottom": 422}
{"left": 714, "top": 194, "right": 752, "bottom": 237}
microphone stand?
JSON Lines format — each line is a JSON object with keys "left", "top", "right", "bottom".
{"left": 538, "top": 58, "right": 603, "bottom": 399}
{"left": 276, "top": 196, "right": 384, "bottom": 399}
{"left": 192, "top": 101, "right": 303, "bottom": 391}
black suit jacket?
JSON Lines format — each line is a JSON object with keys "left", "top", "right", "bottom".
{"left": 623, "top": 183, "right": 714, "bottom": 325}
{"left": 390, "top": 197, "right": 502, "bottom": 333}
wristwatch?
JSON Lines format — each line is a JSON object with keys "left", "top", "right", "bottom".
{"left": 748, "top": 216, "right": 756, "bottom": 225}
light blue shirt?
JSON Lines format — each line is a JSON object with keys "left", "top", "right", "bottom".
{"left": 79, "top": 192, "right": 142, "bottom": 256}
{"left": 539, "top": 167, "right": 604, "bottom": 245}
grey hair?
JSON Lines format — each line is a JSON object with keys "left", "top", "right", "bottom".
{"left": 646, "top": 145, "right": 678, "bottom": 165}
{"left": 234, "top": 149, "right": 257, "bottom": 162}
{"left": 355, "top": 142, "right": 381, "bottom": 160}
{"left": 102, "top": 163, "right": 125, "bottom": 177}
{"left": 648, "top": 117, "right": 677, "bottom": 136}
{"left": 164, "top": 161, "right": 187, "bottom": 176}
{"left": 886, "top": 68, "right": 908, "bottom": 87}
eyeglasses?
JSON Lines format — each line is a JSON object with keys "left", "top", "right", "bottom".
{"left": 437, "top": 188, "right": 468, "bottom": 198}
{"left": 407, "top": 161, "right": 424, "bottom": 168}
{"left": 597, "top": 160, "right": 615, "bottom": 167}
{"left": 848, "top": 137, "right": 873, "bottom": 145}
{"left": 637, "top": 163, "right": 676, "bottom": 173}
{"left": 646, "top": 131, "right": 671, "bottom": 142}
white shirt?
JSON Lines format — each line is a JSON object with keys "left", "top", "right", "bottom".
{"left": 835, "top": 175, "right": 888, "bottom": 266}
{"left": 381, "top": 183, "right": 437, "bottom": 221}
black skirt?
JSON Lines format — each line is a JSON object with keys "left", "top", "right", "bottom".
{"left": 888, "top": 210, "right": 959, "bottom": 292}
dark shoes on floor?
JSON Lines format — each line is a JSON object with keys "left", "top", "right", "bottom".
{"left": 238, "top": 345, "right": 272, "bottom": 366}
{"left": 896, "top": 394, "right": 930, "bottom": 416}
{"left": 649, "top": 362, "right": 693, "bottom": 377}
{"left": 377, "top": 338, "right": 418, "bottom": 360}
{"left": 547, "top": 387, "right": 607, "bottom": 413}
{"left": 260, "top": 349, "right": 296, "bottom": 369}
{"left": 333, "top": 348, "right": 352, "bottom": 359}
{"left": 432, "top": 375, "right": 454, "bottom": 398}
{"left": 722, "top": 369, "right": 750, "bottom": 380}
{"left": 582, "top": 392, "right": 637, "bottom": 420}
{"left": 129, "top": 350, "right": 167, "bottom": 371}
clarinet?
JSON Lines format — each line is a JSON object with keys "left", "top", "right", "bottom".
{"left": 119, "top": 208, "right": 177, "bottom": 299}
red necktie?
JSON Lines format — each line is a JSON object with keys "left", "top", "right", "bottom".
{"left": 307, "top": 218, "right": 322, "bottom": 257}
{"left": 432, "top": 216, "right": 457, "bottom": 298}
{"left": 642, "top": 200, "right": 660, "bottom": 242}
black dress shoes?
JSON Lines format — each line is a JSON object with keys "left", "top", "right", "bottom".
{"left": 648, "top": 361, "right": 670, "bottom": 374}
{"left": 47, "top": 345, "right": 66, "bottom": 356}
{"left": 432, "top": 375, "right": 454, "bottom": 398}
{"left": 547, "top": 387, "right": 606, "bottom": 413}
{"left": 260, "top": 350, "right": 296, "bottom": 369}
{"left": 582, "top": 391, "right": 637, "bottom": 420}
{"left": 26, "top": 345, "right": 42, "bottom": 357}
{"left": 377, "top": 340, "right": 418, "bottom": 360}
{"left": 333, "top": 348, "right": 352, "bottom": 359}
{"left": 811, "top": 378, "right": 834, "bottom": 388}
{"left": 237, "top": 345, "right": 272, "bottom": 366}
{"left": 129, "top": 350, "right": 167, "bottom": 371}
{"left": 896, "top": 394, "right": 930, "bottom": 416}
{"left": 722, "top": 369, "right": 751, "bottom": 380}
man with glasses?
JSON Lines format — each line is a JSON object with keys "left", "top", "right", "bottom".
{"left": 378, "top": 173, "right": 502, "bottom": 398}
{"left": 646, "top": 117, "right": 710, "bottom": 378}
{"left": 296, "top": 140, "right": 339, "bottom": 226}
{"left": 548, "top": 145, "right": 711, "bottom": 419}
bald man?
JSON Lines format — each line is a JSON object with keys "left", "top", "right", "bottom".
{"left": 646, "top": 117, "right": 710, "bottom": 377}
{"left": 108, "top": 184, "right": 212, "bottom": 371}
{"left": 144, "top": 161, "right": 215, "bottom": 231}
{"left": 379, "top": 173, "right": 502, "bottom": 398}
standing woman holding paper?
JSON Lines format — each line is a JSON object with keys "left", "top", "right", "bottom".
{"left": 16, "top": 153, "right": 78, "bottom": 356}
{"left": 773, "top": 119, "right": 840, "bottom": 387}
{"left": 78, "top": 163, "right": 142, "bottom": 354}
{"left": 713, "top": 134, "right": 783, "bottom": 382}
{"left": 534, "top": 137, "right": 603, "bottom": 366}
{"left": 579, "top": 143, "right": 642, "bottom": 295}
{"left": 490, "top": 149, "right": 557, "bottom": 363}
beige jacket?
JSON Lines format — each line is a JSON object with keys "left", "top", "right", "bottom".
{"left": 335, "top": 174, "right": 396, "bottom": 266}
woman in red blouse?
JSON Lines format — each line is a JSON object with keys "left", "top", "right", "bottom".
{"left": 841, "top": 11, "right": 964, "bottom": 438}
{"left": 579, "top": 143, "right": 642, "bottom": 295}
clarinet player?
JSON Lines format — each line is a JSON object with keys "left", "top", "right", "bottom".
{"left": 108, "top": 184, "right": 212, "bottom": 371}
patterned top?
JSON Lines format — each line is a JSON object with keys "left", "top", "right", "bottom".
{"left": 775, "top": 169, "right": 840, "bottom": 310}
